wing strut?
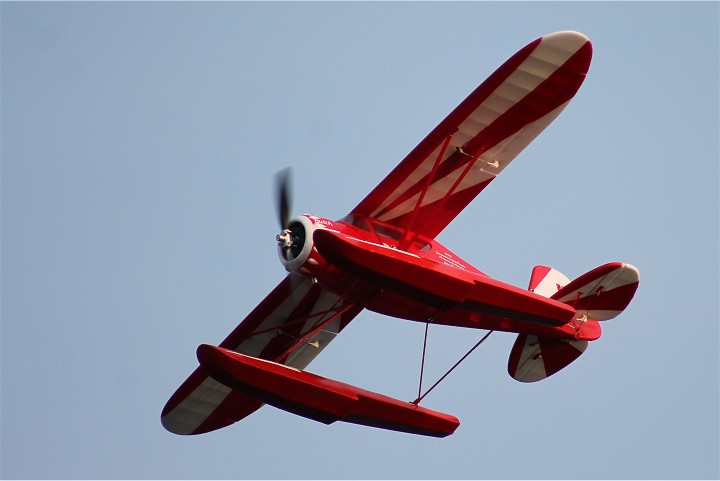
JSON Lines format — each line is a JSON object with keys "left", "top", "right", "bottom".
{"left": 426, "top": 147, "right": 482, "bottom": 227}
{"left": 399, "top": 132, "right": 454, "bottom": 250}
{"left": 248, "top": 300, "right": 348, "bottom": 338}
{"left": 408, "top": 146, "right": 486, "bottom": 246}
{"left": 412, "top": 329, "right": 494, "bottom": 405}
{"left": 278, "top": 298, "right": 360, "bottom": 362}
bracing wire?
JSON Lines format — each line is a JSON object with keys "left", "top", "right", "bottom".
{"left": 416, "top": 322, "right": 430, "bottom": 402}
{"left": 412, "top": 330, "right": 494, "bottom": 405}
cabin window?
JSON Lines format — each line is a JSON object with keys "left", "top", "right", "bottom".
{"left": 339, "top": 214, "right": 371, "bottom": 232}
{"left": 339, "top": 215, "right": 432, "bottom": 252}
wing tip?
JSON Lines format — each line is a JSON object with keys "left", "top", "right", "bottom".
{"left": 542, "top": 30, "right": 591, "bottom": 45}
{"left": 161, "top": 412, "right": 197, "bottom": 435}
{"left": 621, "top": 262, "right": 641, "bottom": 280}
{"left": 539, "top": 30, "right": 593, "bottom": 68}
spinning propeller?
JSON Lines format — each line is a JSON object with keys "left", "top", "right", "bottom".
{"left": 275, "top": 168, "right": 305, "bottom": 261}
{"left": 275, "top": 167, "right": 292, "bottom": 232}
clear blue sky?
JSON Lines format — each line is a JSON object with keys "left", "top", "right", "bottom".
{"left": 2, "top": 2, "right": 718, "bottom": 479}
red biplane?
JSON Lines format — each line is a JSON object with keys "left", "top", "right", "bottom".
{"left": 162, "top": 31, "right": 639, "bottom": 438}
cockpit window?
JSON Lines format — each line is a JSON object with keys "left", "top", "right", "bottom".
{"left": 369, "top": 219, "right": 432, "bottom": 251}
{"left": 413, "top": 239, "right": 432, "bottom": 252}
{"left": 371, "top": 221, "right": 404, "bottom": 241}
{"left": 339, "top": 215, "right": 432, "bottom": 252}
{"left": 339, "top": 214, "right": 371, "bottom": 232}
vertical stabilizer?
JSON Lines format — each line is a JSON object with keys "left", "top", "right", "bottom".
{"left": 528, "top": 265, "right": 570, "bottom": 298}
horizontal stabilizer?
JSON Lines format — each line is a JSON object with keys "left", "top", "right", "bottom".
{"left": 508, "top": 334, "right": 588, "bottom": 382}
{"left": 196, "top": 344, "right": 460, "bottom": 438}
{"left": 552, "top": 262, "right": 639, "bottom": 321}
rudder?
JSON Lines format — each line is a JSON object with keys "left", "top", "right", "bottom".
{"left": 528, "top": 265, "right": 570, "bottom": 297}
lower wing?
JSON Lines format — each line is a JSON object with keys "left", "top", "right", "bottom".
{"left": 161, "top": 274, "right": 363, "bottom": 435}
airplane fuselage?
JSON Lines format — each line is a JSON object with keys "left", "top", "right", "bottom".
{"left": 278, "top": 214, "right": 600, "bottom": 342}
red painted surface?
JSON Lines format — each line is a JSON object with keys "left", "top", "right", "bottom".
{"left": 313, "top": 228, "right": 576, "bottom": 326}
{"left": 350, "top": 38, "right": 591, "bottom": 239}
{"left": 197, "top": 344, "right": 460, "bottom": 438}
{"left": 162, "top": 32, "right": 639, "bottom": 437}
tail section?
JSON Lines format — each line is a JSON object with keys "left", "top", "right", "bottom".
{"left": 508, "top": 262, "right": 639, "bottom": 382}
{"left": 528, "top": 265, "right": 570, "bottom": 297}
{"left": 551, "top": 262, "right": 640, "bottom": 321}
{"left": 508, "top": 335, "right": 588, "bottom": 382}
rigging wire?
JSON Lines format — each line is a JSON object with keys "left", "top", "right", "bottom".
{"left": 416, "top": 322, "right": 430, "bottom": 402}
{"left": 412, "top": 329, "right": 494, "bottom": 405}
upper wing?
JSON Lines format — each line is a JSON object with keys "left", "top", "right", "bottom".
{"left": 161, "top": 274, "right": 363, "bottom": 435}
{"left": 351, "top": 31, "right": 592, "bottom": 239}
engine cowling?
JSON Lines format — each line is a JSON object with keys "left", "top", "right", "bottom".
{"left": 276, "top": 215, "right": 330, "bottom": 276}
